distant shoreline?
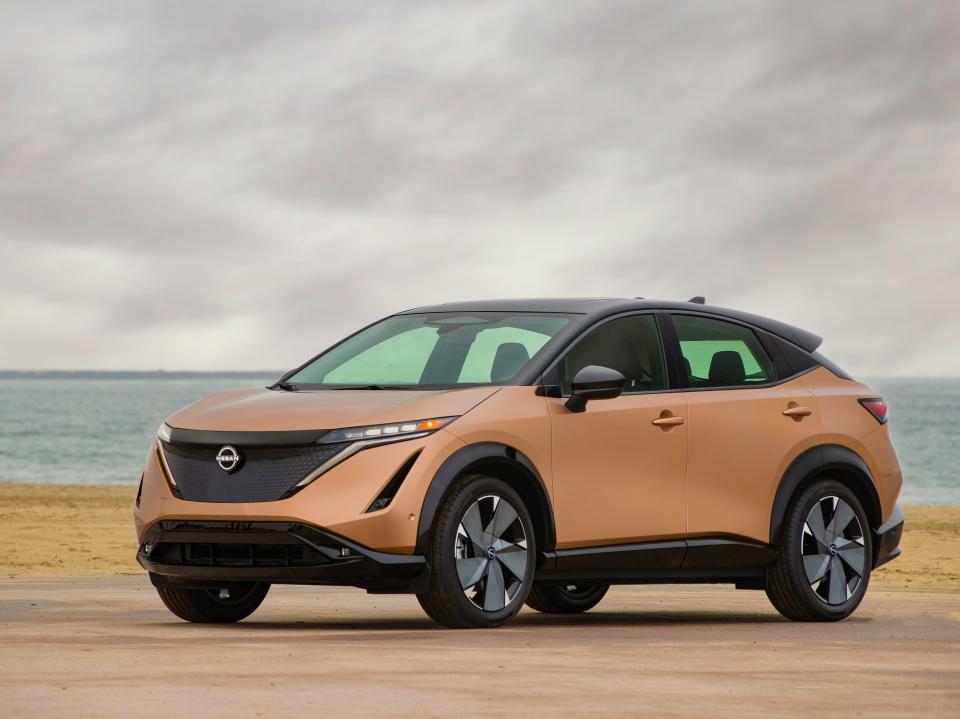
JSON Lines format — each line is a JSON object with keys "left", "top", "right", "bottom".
{"left": 2, "top": 371, "right": 957, "bottom": 380}
{"left": 0, "top": 370, "right": 282, "bottom": 380}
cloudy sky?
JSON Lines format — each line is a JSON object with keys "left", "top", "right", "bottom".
{"left": 1, "top": 1, "right": 958, "bottom": 375}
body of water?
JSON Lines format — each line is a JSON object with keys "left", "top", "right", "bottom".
{"left": 0, "top": 376, "right": 955, "bottom": 504}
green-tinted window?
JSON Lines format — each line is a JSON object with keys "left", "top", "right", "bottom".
{"left": 671, "top": 314, "right": 776, "bottom": 387}
{"left": 458, "top": 327, "right": 556, "bottom": 383}
{"left": 287, "top": 312, "right": 571, "bottom": 389}
{"left": 559, "top": 314, "right": 667, "bottom": 394}
{"left": 325, "top": 327, "right": 438, "bottom": 385}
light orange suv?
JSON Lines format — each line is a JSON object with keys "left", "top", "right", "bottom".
{"left": 135, "top": 298, "right": 903, "bottom": 628}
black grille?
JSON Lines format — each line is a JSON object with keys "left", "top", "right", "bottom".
{"left": 150, "top": 541, "right": 330, "bottom": 567}
{"left": 161, "top": 442, "right": 349, "bottom": 502}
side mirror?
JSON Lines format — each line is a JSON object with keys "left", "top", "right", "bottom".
{"left": 565, "top": 365, "right": 626, "bottom": 413}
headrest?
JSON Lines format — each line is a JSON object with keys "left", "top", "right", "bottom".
{"left": 708, "top": 350, "right": 746, "bottom": 386}
{"left": 491, "top": 342, "right": 530, "bottom": 383}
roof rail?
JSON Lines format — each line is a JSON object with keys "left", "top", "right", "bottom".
{"left": 687, "top": 296, "right": 706, "bottom": 304}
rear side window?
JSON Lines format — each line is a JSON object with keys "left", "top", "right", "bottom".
{"left": 559, "top": 314, "right": 667, "bottom": 394}
{"left": 671, "top": 314, "right": 776, "bottom": 388}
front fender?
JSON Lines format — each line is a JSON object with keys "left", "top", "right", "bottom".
{"left": 414, "top": 442, "right": 556, "bottom": 555}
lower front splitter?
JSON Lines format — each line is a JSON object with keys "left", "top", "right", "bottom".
{"left": 137, "top": 519, "right": 429, "bottom": 594}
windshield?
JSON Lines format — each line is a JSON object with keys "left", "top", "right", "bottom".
{"left": 285, "top": 312, "right": 573, "bottom": 389}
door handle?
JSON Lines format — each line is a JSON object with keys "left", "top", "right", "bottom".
{"left": 782, "top": 406, "right": 812, "bottom": 418}
{"left": 652, "top": 416, "right": 685, "bottom": 427}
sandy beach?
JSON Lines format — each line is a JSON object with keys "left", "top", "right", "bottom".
{"left": 1, "top": 483, "right": 958, "bottom": 588}
{"left": 0, "top": 484, "right": 958, "bottom": 718}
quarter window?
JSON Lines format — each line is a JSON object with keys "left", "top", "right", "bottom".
{"left": 671, "top": 314, "right": 776, "bottom": 387}
{"left": 559, "top": 314, "right": 667, "bottom": 394}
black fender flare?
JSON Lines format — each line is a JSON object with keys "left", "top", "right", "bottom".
{"left": 415, "top": 443, "right": 556, "bottom": 555}
{"left": 770, "top": 444, "right": 882, "bottom": 543}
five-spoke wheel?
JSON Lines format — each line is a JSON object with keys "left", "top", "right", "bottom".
{"left": 526, "top": 583, "right": 610, "bottom": 614}
{"left": 155, "top": 580, "right": 269, "bottom": 623}
{"left": 766, "top": 479, "right": 872, "bottom": 621}
{"left": 801, "top": 496, "right": 867, "bottom": 605}
{"left": 418, "top": 475, "right": 535, "bottom": 628}
{"left": 455, "top": 494, "right": 529, "bottom": 612}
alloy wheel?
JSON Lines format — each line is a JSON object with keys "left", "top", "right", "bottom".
{"left": 560, "top": 585, "right": 602, "bottom": 600}
{"left": 801, "top": 496, "right": 866, "bottom": 605}
{"left": 204, "top": 583, "right": 260, "bottom": 606}
{"left": 455, "top": 494, "right": 529, "bottom": 612}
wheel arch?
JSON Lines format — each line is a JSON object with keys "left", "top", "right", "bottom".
{"left": 415, "top": 443, "right": 556, "bottom": 556}
{"left": 770, "top": 444, "right": 882, "bottom": 545}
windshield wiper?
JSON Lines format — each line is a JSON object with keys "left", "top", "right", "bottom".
{"left": 272, "top": 380, "right": 298, "bottom": 392}
{"left": 332, "top": 384, "right": 403, "bottom": 390}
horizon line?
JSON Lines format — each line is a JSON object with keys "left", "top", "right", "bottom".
{"left": 1, "top": 369, "right": 958, "bottom": 380}
{"left": 0, "top": 369, "right": 283, "bottom": 377}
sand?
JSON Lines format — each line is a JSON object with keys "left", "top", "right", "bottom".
{"left": 1, "top": 484, "right": 957, "bottom": 717}
{"left": 0, "top": 483, "right": 138, "bottom": 576}
{"left": 0, "top": 483, "right": 958, "bottom": 588}
{"left": 1, "top": 578, "right": 958, "bottom": 718}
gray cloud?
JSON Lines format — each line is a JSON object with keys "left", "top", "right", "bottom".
{"left": 1, "top": 1, "right": 958, "bottom": 375}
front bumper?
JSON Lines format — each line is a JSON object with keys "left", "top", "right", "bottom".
{"left": 873, "top": 504, "right": 904, "bottom": 568}
{"left": 137, "top": 520, "right": 430, "bottom": 593}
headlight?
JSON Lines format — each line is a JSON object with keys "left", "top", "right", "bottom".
{"left": 154, "top": 423, "right": 180, "bottom": 494}
{"left": 321, "top": 417, "right": 457, "bottom": 445}
{"left": 290, "top": 416, "right": 457, "bottom": 492}
{"left": 157, "top": 422, "right": 173, "bottom": 443}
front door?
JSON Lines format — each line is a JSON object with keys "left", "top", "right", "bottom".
{"left": 547, "top": 314, "right": 687, "bottom": 549}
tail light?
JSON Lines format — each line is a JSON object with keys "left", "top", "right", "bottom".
{"left": 859, "top": 398, "right": 888, "bottom": 424}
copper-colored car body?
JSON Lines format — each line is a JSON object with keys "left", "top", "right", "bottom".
{"left": 135, "top": 298, "right": 903, "bottom": 626}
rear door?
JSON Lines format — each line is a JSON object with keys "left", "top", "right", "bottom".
{"left": 667, "top": 313, "right": 821, "bottom": 544}
{"left": 547, "top": 313, "right": 687, "bottom": 548}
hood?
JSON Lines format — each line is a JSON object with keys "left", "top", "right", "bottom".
{"left": 165, "top": 386, "right": 501, "bottom": 432}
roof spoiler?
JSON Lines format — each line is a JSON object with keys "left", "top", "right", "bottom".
{"left": 683, "top": 296, "right": 822, "bottom": 353}
{"left": 729, "top": 308, "right": 823, "bottom": 353}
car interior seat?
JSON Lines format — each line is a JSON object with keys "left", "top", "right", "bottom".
{"left": 490, "top": 342, "right": 530, "bottom": 383}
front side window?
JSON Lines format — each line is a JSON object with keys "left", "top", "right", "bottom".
{"left": 287, "top": 312, "right": 572, "bottom": 389}
{"left": 559, "top": 314, "right": 667, "bottom": 395}
{"left": 671, "top": 314, "right": 775, "bottom": 387}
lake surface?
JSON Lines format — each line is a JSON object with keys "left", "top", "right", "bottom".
{"left": 0, "top": 376, "right": 955, "bottom": 504}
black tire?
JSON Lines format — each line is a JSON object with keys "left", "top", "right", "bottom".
{"left": 765, "top": 479, "right": 872, "bottom": 621}
{"left": 417, "top": 475, "right": 536, "bottom": 628}
{"left": 526, "top": 583, "right": 610, "bottom": 614}
{"left": 155, "top": 580, "right": 270, "bottom": 623}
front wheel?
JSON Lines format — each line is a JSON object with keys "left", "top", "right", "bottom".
{"left": 417, "top": 475, "right": 536, "bottom": 628}
{"left": 765, "top": 479, "right": 872, "bottom": 621}
{"left": 526, "top": 583, "right": 610, "bottom": 614}
{"left": 155, "top": 579, "right": 270, "bottom": 623}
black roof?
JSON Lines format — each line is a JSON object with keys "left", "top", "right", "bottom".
{"left": 399, "top": 297, "right": 822, "bottom": 352}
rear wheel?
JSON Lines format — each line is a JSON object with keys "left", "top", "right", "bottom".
{"left": 417, "top": 475, "right": 535, "bottom": 628}
{"left": 766, "top": 479, "right": 872, "bottom": 621}
{"left": 155, "top": 580, "right": 270, "bottom": 623}
{"left": 526, "top": 583, "right": 609, "bottom": 614}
